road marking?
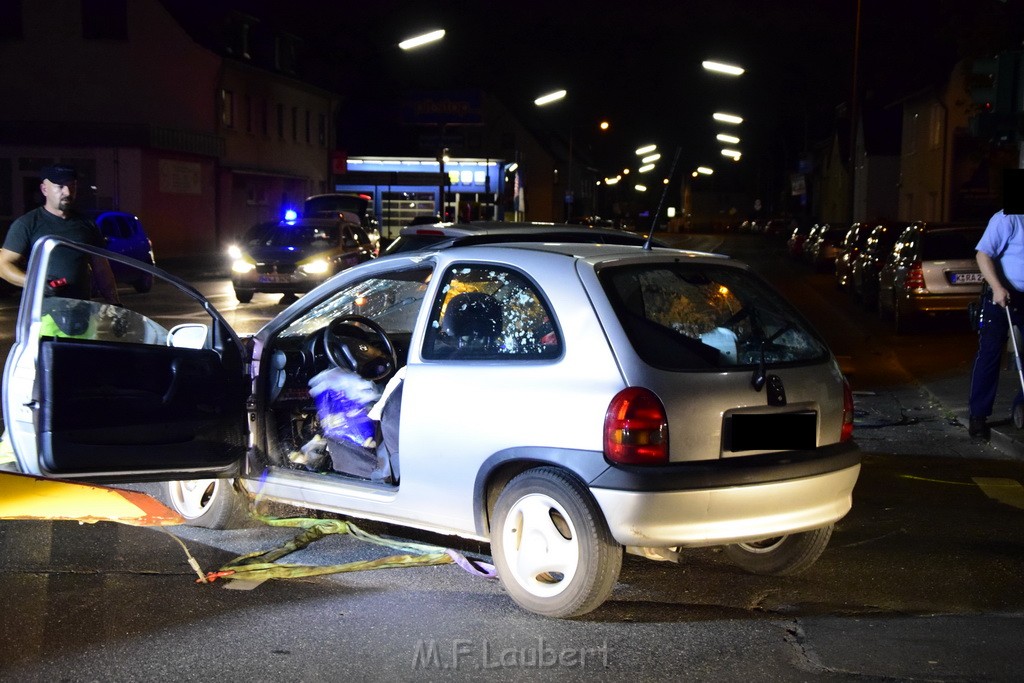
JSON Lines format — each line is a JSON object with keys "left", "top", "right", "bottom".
{"left": 972, "top": 477, "right": 1024, "bottom": 510}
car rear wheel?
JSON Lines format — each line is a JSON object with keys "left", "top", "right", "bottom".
{"left": 235, "top": 288, "right": 254, "bottom": 303}
{"left": 723, "top": 524, "right": 833, "bottom": 576}
{"left": 164, "top": 478, "right": 248, "bottom": 529}
{"left": 490, "top": 467, "right": 622, "bottom": 618}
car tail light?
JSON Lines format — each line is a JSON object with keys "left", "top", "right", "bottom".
{"left": 841, "top": 377, "right": 854, "bottom": 442}
{"left": 604, "top": 387, "right": 668, "bottom": 465}
{"left": 414, "top": 229, "right": 446, "bottom": 236}
{"left": 905, "top": 261, "right": 925, "bottom": 290}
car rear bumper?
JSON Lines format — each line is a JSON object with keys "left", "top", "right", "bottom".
{"left": 588, "top": 442, "right": 861, "bottom": 547}
{"left": 903, "top": 291, "right": 979, "bottom": 314}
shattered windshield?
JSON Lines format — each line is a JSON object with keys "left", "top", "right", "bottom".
{"left": 600, "top": 263, "right": 829, "bottom": 371}
{"left": 278, "top": 267, "right": 433, "bottom": 339}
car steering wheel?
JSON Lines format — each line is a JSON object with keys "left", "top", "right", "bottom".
{"left": 322, "top": 315, "right": 398, "bottom": 381}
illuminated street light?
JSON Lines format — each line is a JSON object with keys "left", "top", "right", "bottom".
{"left": 599, "top": 120, "right": 610, "bottom": 131}
{"left": 638, "top": 163, "right": 655, "bottom": 173}
{"left": 635, "top": 184, "right": 648, "bottom": 192}
{"left": 635, "top": 144, "right": 657, "bottom": 155}
{"left": 702, "top": 60, "right": 745, "bottom": 76}
{"left": 721, "top": 149, "right": 742, "bottom": 160}
{"left": 713, "top": 112, "right": 743, "bottom": 124}
{"left": 399, "top": 29, "right": 446, "bottom": 50}
{"left": 716, "top": 134, "right": 740, "bottom": 144}
{"left": 605, "top": 175, "right": 622, "bottom": 185}
{"left": 641, "top": 153, "right": 661, "bottom": 164}
{"left": 534, "top": 89, "right": 567, "bottom": 106}
{"left": 696, "top": 166, "right": 714, "bottom": 175}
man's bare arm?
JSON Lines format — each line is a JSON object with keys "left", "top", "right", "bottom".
{"left": 977, "top": 250, "right": 1009, "bottom": 307}
{"left": 91, "top": 255, "right": 121, "bottom": 305}
{"left": 0, "top": 248, "right": 26, "bottom": 288}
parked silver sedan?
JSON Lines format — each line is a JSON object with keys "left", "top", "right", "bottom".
{"left": 4, "top": 236, "right": 860, "bottom": 618}
{"left": 877, "top": 222, "right": 984, "bottom": 333}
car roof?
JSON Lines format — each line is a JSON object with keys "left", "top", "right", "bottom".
{"left": 428, "top": 240, "right": 728, "bottom": 264}
{"left": 397, "top": 220, "right": 631, "bottom": 237}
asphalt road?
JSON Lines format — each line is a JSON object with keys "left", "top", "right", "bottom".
{"left": 0, "top": 234, "right": 1022, "bottom": 682}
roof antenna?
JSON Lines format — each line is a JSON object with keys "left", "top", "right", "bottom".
{"left": 644, "top": 147, "right": 682, "bottom": 250}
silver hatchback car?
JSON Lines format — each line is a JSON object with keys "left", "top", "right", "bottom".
{"left": 4, "top": 237, "right": 860, "bottom": 618}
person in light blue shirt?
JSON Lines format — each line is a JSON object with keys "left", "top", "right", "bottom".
{"left": 968, "top": 209, "right": 1024, "bottom": 439}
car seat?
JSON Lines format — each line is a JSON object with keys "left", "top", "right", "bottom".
{"left": 440, "top": 292, "right": 503, "bottom": 358}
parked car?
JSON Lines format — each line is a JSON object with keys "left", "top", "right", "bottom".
{"left": 804, "top": 224, "right": 847, "bottom": 271}
{"left": 786, "top": 223, "right": 814, "bottom": 259}
{"left": 834, "top": 222, "right": 872, "bottom": 291}
{"left": 849, "top": 222, "right": 907, "bottom": 310}
{"left": 6, "top": 236, "right": 861, "bottom": 618}
{"left": 383, "top": 221, "right": 662, "bottom": 255}
{"left": 764, "top": 218, "right": 794, "bottom": 239}
{"left": 877, "top": 222, "right": 984, "bottom": 333}
{"left": 228, "top": 217, "right": 377, "bottom": 302}
{"left": 83, "top": 210, "right": 156, "bottom": 293}
{"left": 303, "top": 193, "right": 381, "bottom": 237}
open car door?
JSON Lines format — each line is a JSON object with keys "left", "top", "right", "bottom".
{"left": 3, "top": 237, "right": 249, "bottom": 480}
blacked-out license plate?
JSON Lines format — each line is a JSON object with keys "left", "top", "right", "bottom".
{"left": 725, "top": 411, "right": 817, "bottom": 452}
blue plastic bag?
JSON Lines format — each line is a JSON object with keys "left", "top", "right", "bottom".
{"left": 308, "top": 368, "right": 382, "bottom": 448}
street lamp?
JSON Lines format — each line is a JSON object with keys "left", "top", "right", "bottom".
{"left": 398, "top": 29, "right": 445, "bottom": 50}
{"left": 535, "top": 88, "right": 575, "bottom": 220}
{"left": 702, "top": 60, "right": 745, "bottom": 76}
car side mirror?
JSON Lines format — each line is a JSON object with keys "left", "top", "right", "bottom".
{"left": 167, "top": 323, "right": 208, "bottom": 349}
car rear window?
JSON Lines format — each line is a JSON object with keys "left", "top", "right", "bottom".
{"left": 599, "top": 263, "right": 829, "bottom": 371}
{"left": 921, "top": 228, "right": 983, "bottom": 260}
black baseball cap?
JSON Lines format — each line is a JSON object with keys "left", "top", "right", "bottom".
{"left": 40, "top": 164, "right": 78, "bottom": 184}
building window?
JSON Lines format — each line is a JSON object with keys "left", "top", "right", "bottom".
{"left": 260, "top": 99, "right": 269, "bottom": 137}
{"left": 81, "top": 0, "right": 127, "bottom": 40}
{"left": 276, "top": 103, "right": 284, "bottom": 139}
{"left": 305, "top": 110, "right": 311, "bottom": 144}
{"left": 318, "top": 113, "right": 327, "bottom": 146}
{"left": 220, "top": 89, "right": 235, "bottom": 128}
{"left": 0, "top": 1, "right": 23, "bottom": 39}
{"left": 291, "top": 107, "right": 298, "bottom": 141}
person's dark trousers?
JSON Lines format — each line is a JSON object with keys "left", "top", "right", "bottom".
{"left": 969, "top": 295, "right": 1024, "bottom": 418}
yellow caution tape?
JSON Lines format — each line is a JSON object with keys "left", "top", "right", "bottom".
{"left": 202, "top": 516, "right": 494, "bottom": 584}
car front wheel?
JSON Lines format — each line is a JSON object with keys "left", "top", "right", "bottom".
{"left": 234, "top": 288, "right": 254, "bottom": 303}
{"left": 164, "top": 478, "right": 247, "bottom": 529}
{"left": 723, "top": 524, "right": 833, "bottom": 576}
{"left": 490, "top": 467, "right": 622, "bottom": 618}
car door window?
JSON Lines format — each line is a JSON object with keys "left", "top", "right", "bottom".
{"left": 422, "top": 265, "right": 561, "bottom": 360}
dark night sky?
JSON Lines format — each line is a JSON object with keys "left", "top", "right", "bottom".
{"left": 165, "top": 0, "right": 1024, "bottom": 182}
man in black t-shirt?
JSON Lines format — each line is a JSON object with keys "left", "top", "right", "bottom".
{"left": 0, "top": 164, "right": 120, "bottom": 303}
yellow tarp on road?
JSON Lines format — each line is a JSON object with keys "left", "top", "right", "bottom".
{"left": 0, "top": 470, "right": 184, "bottom": 526}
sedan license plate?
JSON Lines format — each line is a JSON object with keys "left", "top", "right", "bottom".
{"left": 724, "top": 411, "right": 817, "bottom": 452}
{"left": 258, "top": 273, "right": 292, "bottom": 284}
{"left": 948, "top": 271, "right": 983, "bottom": 285}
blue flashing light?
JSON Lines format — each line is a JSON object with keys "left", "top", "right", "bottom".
{"left": 283, "top": 208, "right": 299, "bottom": 221}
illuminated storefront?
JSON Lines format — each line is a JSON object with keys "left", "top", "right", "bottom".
{"left": 332, "top": 156, "right": 506, "bottom": 239}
